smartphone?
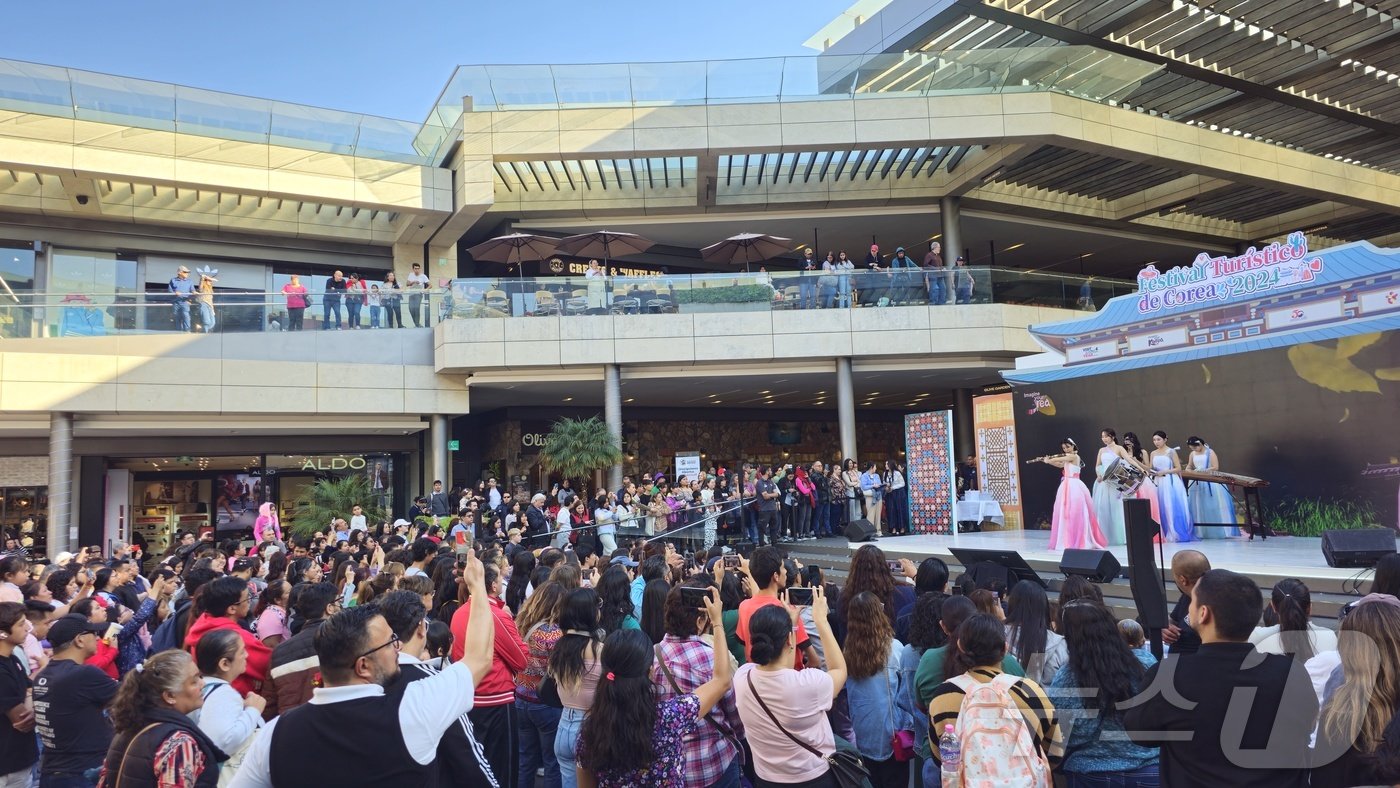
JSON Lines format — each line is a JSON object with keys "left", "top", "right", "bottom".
{"left": 723, "top": 554, "right": 741, "bottom": 569}
{"left": 886, "top": 559, "right": 902, "bottom": 574}
{"left": 786, "top": 587, "right": 815, "bottom": 606}
{"left": 679, "top": 586, "right": 710, "bottom": 608}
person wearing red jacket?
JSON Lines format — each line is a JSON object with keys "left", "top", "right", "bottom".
{"left": 183, "top": 575, "right": 271, "bottom": 697}
{"left": 450, "top": 560, "right": 526, "bottom": 787}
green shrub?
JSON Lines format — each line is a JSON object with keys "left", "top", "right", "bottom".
{"left": 1268, "top": 497, "right": 1380, "bottom": 537}
{"left": 673, "top": 285, "right": 773, "bottom": 304}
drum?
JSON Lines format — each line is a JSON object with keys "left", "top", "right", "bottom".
{"left": 1102, "top": 457, "right": 1145, "bottom": 495}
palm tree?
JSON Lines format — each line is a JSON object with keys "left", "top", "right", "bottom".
{"left": 287, "top": 475, "right": 386, "bottom": 538}
{"left": 537, "top": 416, "right": 623, "bottom": 493}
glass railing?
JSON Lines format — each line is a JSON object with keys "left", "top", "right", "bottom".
{"left": 415, "top": 46, "right": 1162, "bottom": 157}
{"left": 439, "top": 268, "right": 1135, "bottom": 319}
{"left": 0, "top": 290, "right": 452, "bottom": 339}
{"left": 0, "top": 268, "right": 1132, "bottom": 338}
{"left": 0, "top": 57, "right": 439, "bottom": 165}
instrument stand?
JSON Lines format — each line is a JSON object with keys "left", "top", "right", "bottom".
{"left": 1242, "top": 487, "right": 1274, "bottom": 540}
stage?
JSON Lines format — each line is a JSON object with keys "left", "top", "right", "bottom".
{"left": 784, "top": 529, "right": 1394, "bottom": 621}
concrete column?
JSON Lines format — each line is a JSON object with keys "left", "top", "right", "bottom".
{"left": 48, "top": 412, "right": 73, "bottom": 555}
{"left": 953, "top": 388, "right": 975, "bottom": 461}
{"left": 604, "top": 364, "right": 623, "bottom": 492}
{"left": 430, "top": 415, "right": 451, "bottom": 488}
{"left": 940, "top": 195, "right": 963, "bottom": 262}
{"left": 836, "top": 358, "right": 858, "bottom": 461}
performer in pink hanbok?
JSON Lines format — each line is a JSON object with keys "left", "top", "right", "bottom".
{"left": 1037, "top": 439, "right": 1107, "bottom": 550}
{"left": 1122, "top": 432, "right": 1162, "bottom": 524}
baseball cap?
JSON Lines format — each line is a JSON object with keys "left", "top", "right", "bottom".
{"left": 393, "top": 519, "right": 411, "bottom": 528}
{"left": 177, "top": 265, "right": 190, "bottom": 273}
{"left": 610, "top": 555, "right": 640, "bottom": 568}
{"left": 47, "top": 614, "right": 106, "bottom": 649}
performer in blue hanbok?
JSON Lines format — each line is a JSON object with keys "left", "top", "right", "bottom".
{"left": 1149, "top": 430, "right": 1195, "bottom": 542}
{"left": 1186, "top": 436, "right": 1240, "bottom": 538}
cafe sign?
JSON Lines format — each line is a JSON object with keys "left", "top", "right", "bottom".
{"left": 1136, "top": 231, "right": 1324, "bottom": 315}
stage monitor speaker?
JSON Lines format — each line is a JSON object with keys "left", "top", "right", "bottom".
{"left": 845, "top": 519, "right": 877, "bottom": 543}
{"left": 1060, "top": 549, "right": 1121, "bottom": 583}
{"left": 1322, "top": 528, "right": 1397, "bottom": 568}
{"left": 1123, "top": 499, "right": 1169, "bottom": 630}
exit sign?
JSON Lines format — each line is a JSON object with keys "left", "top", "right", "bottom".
{"left": 448, "top": 440, "right": 460, "bottom": 451}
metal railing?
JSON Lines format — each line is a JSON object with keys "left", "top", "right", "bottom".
{"left": 0, "top": 268, "right": 1132, "bottom": 339}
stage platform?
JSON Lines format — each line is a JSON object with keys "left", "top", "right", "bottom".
{"left": 781, "top": 530, "right": 1394, "bottom": 623}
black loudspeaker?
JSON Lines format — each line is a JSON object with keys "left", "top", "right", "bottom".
{"left": 845, "top": 519, "right": 877, "bottom": 543}
{"left": 731, "top": 540, "right": 757, "bottom": 559}
{"left": 1060, "top": 549, "right": 1121, "bottom": 583}
{"left": 1124, "top": 499, "right": 1169, "bottom": 630}
{"left": 1322, "top": 529, "right": 1397, "bottom": 568}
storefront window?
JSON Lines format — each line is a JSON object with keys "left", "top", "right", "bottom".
{"left": 0, "top": 242, "right": 36, "bottom": 339}
{"left": 0, "top": 487, "right": 48, "bottom": 559}
{"left": 266, "top": 453, "right": 396, "bottom": 519}
{"left": 145, "top": 257, "right": 271, "bottom": 333}
{"left": 48, "top": 249, "right": 138, "bottom": 334}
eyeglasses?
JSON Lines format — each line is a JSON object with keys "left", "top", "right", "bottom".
{"left": 356, "top": 633, "right": 400, "bottom": 660}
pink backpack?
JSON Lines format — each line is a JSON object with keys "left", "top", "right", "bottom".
{"left": 948, "top": 672, "right": 1052, "bottom": 788}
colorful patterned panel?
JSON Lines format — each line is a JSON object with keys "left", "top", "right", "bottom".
{"left": 904, "top": 410, "right": 954, "bottom": 535}
{"left": 974, "top": 393, "right": 1024, "bottom": 531}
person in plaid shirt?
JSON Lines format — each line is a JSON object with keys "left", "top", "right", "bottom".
{"left": 651, "top": 576, "right": 746, "bottom": 788}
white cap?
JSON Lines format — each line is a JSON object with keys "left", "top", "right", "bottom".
{"left": 393, "top": 519, "right": 411, "bottom": 527}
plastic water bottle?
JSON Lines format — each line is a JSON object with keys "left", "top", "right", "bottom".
{"left": 939, "top": 724, "right": 961, "bottom": 787}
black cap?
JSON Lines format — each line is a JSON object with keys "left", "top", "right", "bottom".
{"left": 47, "top": 614, "right": 106, "bottom": 649}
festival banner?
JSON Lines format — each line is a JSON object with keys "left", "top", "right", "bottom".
{"left": 973, "top": 393, "right": 1024, "bottom": 531}
{"left": 904, "top": 410, "right": 954, "bottom": 535}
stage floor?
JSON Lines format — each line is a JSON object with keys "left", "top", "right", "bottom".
{"left": 852, "top": 530, "right": 1380, "bottom": 585}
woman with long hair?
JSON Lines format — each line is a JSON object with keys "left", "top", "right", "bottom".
{"left": 515, "top": 581, "right": 568, "bottom": 788}
{"left": 550, "top": 588, "right": 603, "bottom": 788}
{"left": 1149, "top": 431, "right": 1195, "bottom": 542}
{"left": 1093, "top": 429, "right": 1152, "bottom": 546}
{"left": 1039, "top": 438, "right": 1107, "bottom": 550}
{"left": 837, "top": 544, "right": 915, "bottom": 641}
{"left": 1312, "top": 597, "right": 1400, "bottom": 787}
{"left": 190, "top": 629, "right": 265, "bottom": 765}
{"left": 506, "top": 550, "right": 536, "bottom": 616}
{"left": 639, "top": 578, "right": 670, "bottom": 645}
{"left": 926, "top": 614, "right": 1060, "bottom": 777}
{"left": 914, "top": 595, "right": 1025, "bottom": 715}
{"left": 1005, "top": 580, "right": 1068, "bottom": 685}
{"left": 792, "top": 466, "right": 816, "bottom": 541}
{"left": 576, "top": 592, "right": 732, "bottom": 788}
{"left": 1185, "top": 437, "right": 1239, "bottom": 538}
{"left": 900, "top": 592, "right": 945, "bottom": 784}
{"left": 251, "top": 579, "right": 290, "bottom": 648}
{"left": 842, "top": 459, "right": 863, "bottom": 523}
{"left": 1049, "top": 601, "right": 1158, "bottom": 786}
{"left": 733, "top": 586, "right": 848, "bottom": 787}
{"left": 99, "top": 650, "right": 224, "bottom": 787}
{"left": 843, "top": 591, "right": 915, "bottom": 787}
{"left": 1250, "top": 578, "right": 1336, "bottom": 663}
{"left": 596, "top": 565, "right": 639, "bottom": 634}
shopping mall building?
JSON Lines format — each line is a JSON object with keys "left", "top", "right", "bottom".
{"left": 3, "top": 0, "right": 1399, "bottom": 556}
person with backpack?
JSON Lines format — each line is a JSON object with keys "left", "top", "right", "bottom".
{"left": 926, "top": 613, "right": 1062, "bottom": 788}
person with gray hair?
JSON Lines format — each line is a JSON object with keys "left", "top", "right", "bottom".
{"left": 100, "top": 649, "right": 223, "bottom": 787}
{"left": 526, "top": 494, "right": 552, "bottom": 548}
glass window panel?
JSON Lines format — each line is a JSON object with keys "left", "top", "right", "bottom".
{"left": 706, "top": 58, "right": 785, "bottom": 102}
{"left": 0, "top": 243, "right": 36, "bottom": 339}
{"left": 628, "top": 61, "right": 706, "bottom": 105}
{"left": 174, "top": 86, "right": 271, "bottom": 143}
{"left": 357, "top": 116, "right": 426, "bottom": 163}
{"left": 484, "top": 65, "right": 558, "bottom": 108}
{"left": 553, "top": 63, "right": 632, "bottom": 106}
{"left": 0, "top": 60, "right": 72, "bottom": 115}
{"left": 70, "top": 70, "right": 175, "bottom": 126}
{"left": 269, "top": 102, "right": 358, "bottom": 154}
{"left": 48, "top": 249, "right": 137, "bottom": 334}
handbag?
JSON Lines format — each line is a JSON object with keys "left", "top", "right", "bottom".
{"left": 745, "top": 673, "right": 869, "bottom": 788}
{"left": 538, "top": 675, "right": 563, "bottom": 709}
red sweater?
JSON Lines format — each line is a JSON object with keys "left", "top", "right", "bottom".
{"left": 450, "top": 595, "right": 526, "bottom": 706}
{"left": 183, "top": 613, "right": 272, "bottom": 696}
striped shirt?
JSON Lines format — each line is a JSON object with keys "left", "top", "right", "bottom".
{"left": 926, "top": 666, "right": 1064, "bottom": 767}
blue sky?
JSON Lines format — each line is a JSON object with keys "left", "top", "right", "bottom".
{"left": 4, "top": 0, "right": 854, "bottom": 121}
